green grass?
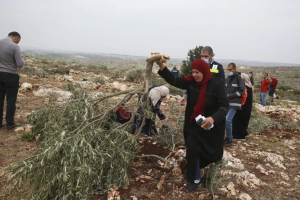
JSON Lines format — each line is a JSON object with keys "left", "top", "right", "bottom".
{"left": 21, "top": 132, "right": 35, "bottom": 142}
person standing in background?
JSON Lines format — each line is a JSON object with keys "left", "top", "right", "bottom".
{"left": 269, "top": 75, "right": 278, "bottom": 102}
{"left": 249, "top": 72, "right": 254, "bottom": 86}
{"left": 180, "top": 46, "right": 225, "bottom": 105}
{"left": 0, "top": 32, "right": 26, "bottom": 130}
{"left": 260, "top": 73, "right": 270, "bottom": 106}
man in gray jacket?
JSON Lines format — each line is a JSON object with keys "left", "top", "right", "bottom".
{"left": 224, "top": 63, "right": 245, "bottom": 145}
{"left": 0, "top": 32, "right": 26, "bottom": 130}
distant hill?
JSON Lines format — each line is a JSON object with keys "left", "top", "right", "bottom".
{"left": 22, "top": 49, "right": 300, "bottom": 67}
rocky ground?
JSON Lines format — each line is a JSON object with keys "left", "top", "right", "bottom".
{"left": 0, "top": 60, "right": 300, "bottom": 200}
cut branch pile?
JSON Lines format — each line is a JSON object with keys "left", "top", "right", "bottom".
{"left": 5, "top": 54, "right": 170, "bottom": 200}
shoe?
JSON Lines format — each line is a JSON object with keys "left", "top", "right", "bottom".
{"left": 0, "top": 123, "right": 5, "bottom": 128}
{"left": 7, "top": 123, "right": 20, "bottom": 130}
{"left": 186, "top": 182, "right": 200, "bottom": 192}
{"left": 224, "top": 138, "right": 232, "bottom": 145}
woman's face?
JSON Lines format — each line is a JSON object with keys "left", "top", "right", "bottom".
{"left": 192, "top": 69, "right": 203, "bottom": 83}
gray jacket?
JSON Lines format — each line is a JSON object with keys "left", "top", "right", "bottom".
{"left": 225, "top": 74, "right": 245, "bottom": 110}
{"left": 0, "top": 37, "right": 25, "bottom": 74}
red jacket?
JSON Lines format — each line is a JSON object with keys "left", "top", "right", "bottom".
{"left": 270, "top": 78, "right": 278, "bottom": 89}
{"left": 260, "top": 79, "right": 270, "bottom": 92}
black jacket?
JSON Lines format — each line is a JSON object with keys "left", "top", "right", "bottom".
{"left": 225, "top": 74, "right": 245, "bottom": 110}
{"left": 158, "top": 67, "right": 229, "bottom": 183}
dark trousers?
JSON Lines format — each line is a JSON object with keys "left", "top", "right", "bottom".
{"left": 0, "top": 72, "right": 19, "bottom": 126}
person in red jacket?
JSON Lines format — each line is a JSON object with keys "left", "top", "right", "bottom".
{"left": 260, "top": 73, "right": 270, "bottom": 106}
{"left": 269, "top": 76, "right": 278, "bottom": 102}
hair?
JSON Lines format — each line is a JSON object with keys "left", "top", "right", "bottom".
{"left": 8, "top": 31, "right": 21, "bottom": 38}
{"left": 264, "top": 73, "right": 268, "bottom": 76}
{"left": 228, "top": 63, "right": 236, "bottom": 70}
{"left": 201, "top": 46, "right": 215, "bottom": 56}
{"left": 249, "top": 72, "right": 253, "bottom": 74}
{"left": 228, "top": 63, "right": 237, "bottom": 75}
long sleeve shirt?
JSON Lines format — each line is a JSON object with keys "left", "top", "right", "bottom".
{"left": 270, "top": 78, "right": 278, "bottom": 89}
{"left": 260, "top": 79, "right": 270, "bottom": 92}
{"left": 0, "top": 37, "right": 25, "bottom": 74}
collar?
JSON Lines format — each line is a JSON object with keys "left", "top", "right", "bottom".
{"left": 210, "top": 59, "right": 214, "bottom": 64}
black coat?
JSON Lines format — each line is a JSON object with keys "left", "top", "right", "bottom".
{"left": 158, "top": 67, "right": 229, "bottom": 182}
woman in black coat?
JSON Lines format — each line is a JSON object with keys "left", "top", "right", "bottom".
{"left": 157, "top": 59, "right": 229, "bottom": 192}
{"left": 232, "top": 73, "right": 253, "bottom": 139}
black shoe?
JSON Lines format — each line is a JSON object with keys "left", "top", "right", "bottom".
{"left": 186, "top": 182, "right": 200, "bottom": 192}
{"left": 7, "top": 123, "right": 20, "bottom": 130}
{"left": 0, "top": 123, "right": 5, "bottom": 128}
{"left": 224, "top": 138, "right": 232, "bottom": 145}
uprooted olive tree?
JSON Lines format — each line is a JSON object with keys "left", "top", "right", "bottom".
{"left": 5, "top": 54, "right": 170, "bottom": 200}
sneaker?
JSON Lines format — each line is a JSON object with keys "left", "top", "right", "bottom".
{"left": 224, "top": 138, "right": 232, "bottom": 145}
{"left": 7, "top": 123, "right": 20, "bottom": 130}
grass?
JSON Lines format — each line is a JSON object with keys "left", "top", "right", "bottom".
{"left": 21, "top": 132, "right": 35, "bottom": 142}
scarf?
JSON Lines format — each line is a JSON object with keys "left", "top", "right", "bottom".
{"left": 241, "top": 73, "right": 254, "bottom": 90}
{"left": 148, "top": 85, "right": 169, "bottom": 106}
{"left": 114, "top": 104, "right": 132, "bottom": 120}
{"left": 182, "top": 59, "right": 213, "bottom": 122}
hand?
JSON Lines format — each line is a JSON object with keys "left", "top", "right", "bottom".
{"left": 227, "top": 94, "right": 229, "bottom": 98}
{"left": 201, "top": 117, "right": 214, "bottom": 129}
{"left": 180, "top": 97, "right": 187, "bottom": 105}
{"left": 163, "top": 117, "right": 169, "bottom": 122}
{"left": 22, "top": 55, "right": 26, "bottom": 61}
{"left": 156, "top": 61, "right": 165, "bottom": 71}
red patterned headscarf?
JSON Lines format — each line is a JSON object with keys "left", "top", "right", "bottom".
{"left": 182, "top": 59, "right": 213, "bottom": 122}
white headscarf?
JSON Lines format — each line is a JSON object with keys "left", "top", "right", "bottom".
{"left": 241, "top": 73, "right": 254, "bottom": 90}
{"left": 148, "top": 86, "right": 169, "bottom": 106}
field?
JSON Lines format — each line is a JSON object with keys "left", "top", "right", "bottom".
{"left": 0, "top": 55, "right": 300, "bottom": 200}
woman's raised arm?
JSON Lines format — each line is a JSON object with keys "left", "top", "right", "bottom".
{"left": 157, "top": 63, "right": 189, "bottom": 90}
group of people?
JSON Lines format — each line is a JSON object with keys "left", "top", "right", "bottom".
{"left": 0, "top": 31, "right": 275, "bottom": 193}
{"left": 259, "top": 73, "right": 278, "bottom": 106}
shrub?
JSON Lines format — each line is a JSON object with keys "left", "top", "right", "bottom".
{"left": 21, "top": 67, "right": 49, "bottom": 77}
{"left": 248, "top": 108, "right": 274, "bottom": 134}
{"left": 125, "top": 68, "right": 144, "bottom": 83}
{"left": 63, "top": 83, "right": 76, "bottom": 92}
{"left": 150, "top": 74, "right": 166, "bottom": 86}
{"left": 168, "top": 85, "right": 185, "bottom": 96}
{"left": 21, "top": 132, "right": 35, "bottom": 142}
{"left": 277, "top": 85, "right": 293, "bottom": 91}
{"left": 93, "top": 77, "right": 105, "bottom": 84}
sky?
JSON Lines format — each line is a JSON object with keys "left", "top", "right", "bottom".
{"left": 1, "top": 0, "right": 300, "bottom": 64}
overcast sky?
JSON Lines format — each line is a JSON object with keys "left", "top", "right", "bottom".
{"left": 1, "top": 0, "right": 300, "bottom": 64}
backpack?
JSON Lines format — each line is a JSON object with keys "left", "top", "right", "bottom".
{"left": 240, "top": 87, "right": 247, "bottom": 105}
{"left": 236, "top": 76, "right": 248, "bottom": 106}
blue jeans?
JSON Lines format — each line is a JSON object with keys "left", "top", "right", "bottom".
{"left": 226, "top": 108, "right": 237, "bottom": 140}
{"left": 260, "top": 92, "right": 267, "bottom": 106}
{"left": 194, "top": 159, "right": 200, "bottom": 182}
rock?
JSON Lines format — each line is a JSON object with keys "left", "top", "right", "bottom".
{"left": 227, "top": 182, "right": 238, "bottom": 195}
{"left": 294, "top": 175, "right": 300, "bottom": 182}
{"left": 279, "top": 181, "right": 291, "bottom": 187}
{"left": 14, "top": 125, "right": 32, "bottom": 132}
{"left": 33, "top": 86, "right": 72, "bottom": 103}
{"left": 280, "top": 172, "right": 290, "bottom": 181}
{"left": 219, "top": 187, "right": 228, "bottom": 194}
{"left": 135, "top": 175, "right": 153, "bottom": 181}
{"left": 222, "top": 170, "right": 265, "bottom": 188}
{"left": 19, "top": 83, "right": 33, "bottom": 92}
{"left": 256, "top": 165, "right": 268, "bottom": 175}
{"left": 130, "top": 196, "right": 137, "bottom": 200}
{"left": 239, "top": 193, "right": 252, "bottom": 200}
{"left": 107, "top": 186, "right": 120, "bottom": 200}
{"left": 223, "top": 151, "right": 244, "bottom": 170}
{"left": 112, "top": 82, "right": 128, "bottom": 91}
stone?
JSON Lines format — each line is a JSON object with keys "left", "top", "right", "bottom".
{"left": 239, "top": 193, "right": 252, "bottom": 200}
